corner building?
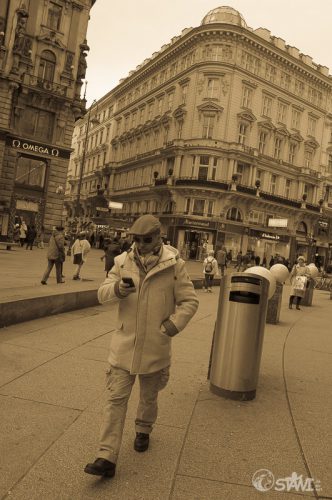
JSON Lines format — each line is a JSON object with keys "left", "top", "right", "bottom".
{"left": 0, "top": 0, "right": 95, "bottom": 240}
{"left": 67, "top": 6, "right": 332, "bottom": 267}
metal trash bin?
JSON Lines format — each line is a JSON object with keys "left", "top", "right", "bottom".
{"left": 302, "top": 278, "right": 314, "bottom": 306}
{"left": 209, "top": 273, "right": 270, "bottom": 401}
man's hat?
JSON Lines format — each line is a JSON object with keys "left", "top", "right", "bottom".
{"left": 129, "top": 214, "right": 161, "bottom": 235}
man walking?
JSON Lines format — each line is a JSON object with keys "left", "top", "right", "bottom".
{"left": 41, "top": 226, "right": 65, "bottom": 284}
{"left": 216, "top": 246, "right": 227, "bottom": 277}
{"left": 84, "top": 214, "right": 199, "bottom": 478}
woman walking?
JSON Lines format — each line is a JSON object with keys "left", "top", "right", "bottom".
{"left": 72, "top": 231, "right": 91, "bottom": 280}
{"left": 202, "top": 250, "right": 219, "bottom": 292}
{"left": 289, "top": 256, "right": 311, "bottom": 310}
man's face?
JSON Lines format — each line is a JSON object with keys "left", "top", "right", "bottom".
{"left": 133, "top": 231, "right": 161, "bottom": 255}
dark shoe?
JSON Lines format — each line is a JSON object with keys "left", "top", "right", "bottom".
{"left": 84, "top": 458, "right": 115, "bottom": 478}
{"left": 41, "top": 280, "right": 47, "bottom": 285}
{"left": 73, "top": 276, "right": 80, "bottom": 280}
{"left": 57, "top": 280, "right": 65, "bottom": 284}
{"left": 296, "top": 306, "right": 301, "bottom": 310}
{"left": 288, "top": 304, "right": 292, "bottom": 309}
{"left": 134, "top": 432, "right": 149, "bottom": 452}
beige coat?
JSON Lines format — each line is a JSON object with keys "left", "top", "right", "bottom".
{"left": 289, "top": 264, "right": 311, "bottom": 297}
{"left": 97, "top": 245, "right": 199, "bottom": 374}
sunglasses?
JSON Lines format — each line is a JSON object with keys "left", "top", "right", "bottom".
{"left": 133, "top": 235, "right": 153, "bottom": 244}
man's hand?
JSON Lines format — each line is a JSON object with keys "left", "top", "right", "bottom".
{"left": 118, "top": 279, "right": 136, "bottom": 297}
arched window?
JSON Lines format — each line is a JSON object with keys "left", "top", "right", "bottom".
{"left": 38, "top": 50, "right": 56, "bottom": 82}
{"left": 226, "top": 207, "right": 243, "bottom": 222}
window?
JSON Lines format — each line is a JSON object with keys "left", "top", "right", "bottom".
{"left": 304, "top": 150, "right": 313, "bottom": 168}
{"left": 277, "top": 102, "right": 288, "bottom": 123}
{"left": 206, "top": 78, "right": 219, "bottom": 99}
{"left": 202, "top": 115, "right": 215, "bottom": 139}
{"left": 241, "top": 86, "right": 253, "bottom": 108}
{"left": 274, "top": 137, "right": 282, "bottom": 159}
{"left": 212, "top": 157, "right": 217, "bottom": 180}
{"left": 288, "top": 143, "right": 297, "bottom": 164}
{"left": 238, "top": 123, "right": 247, "bottom": 145}
{"left": 236, "top": 163, "right": 244, "bottom": 183}
{"left": 21, "top": 107, "right": 54, "bottom": 141}
{"left": 262, "top": 95, "right": 272, "bottom": 117}
{"left": 308, "top": 87, "right": 322, "bottom": 107}
{"left": 147, "top": 102, "right": 154, "bottom": 120}
{"left": 15, "top": 156, "right": 47, "bottom": 188}
{"left": 47, "top": 2, "right": 62, "bottom": 30}
{"left": 157, "top": 97, "right": 164, "bottom": 115}
{"left": 181, "top": 84, "right": 188, "bottom": 104}
{"left": 167, "top": 92, "right": 174, "bottom": 111}
{"left": 265, "top": 63, "right": 276, "bottom": 83}
{"left": 198, "top": 156, "right": 209, "bottom": 180}
{"left": 308, "top": 116, "right": 317, "bottom": 136}
{"left": 184, "top": 198, "right": 191, "bottom": 214}
{"left": 169, "top": 62, "right": 177, "bottom": 77}
{"left": 328, "top": 154, "right": 332, "bottom": 173}
{"left": 285, "top": 179, "right": 291, "bottom": 198}
{"left": 207, "top": 201, "right": 214, "bottom": 216}
{"left": 226, "top": 207, "right": 242, "bottom": 222}
{"left": 38, "top": 50, "right": 56, "bottom": 82}
{"left": 270, "top": 174, "right": 277, "bottom": 194}
{"left": 280, "top": 71, "right": 291, "bottom": 90}
{"left": 193, "top": 199, "right": 205, "bottom": 215}
{"left": 294, "top": 79, "right": 304, "bottom": 95}
{"left": 258, "top": 131, "right": 267, "bottom": 154}
{"left": 241, "top": 51, "right": 260, "bottom": 74}
{"left": 249, "top": 210, "right": 265, "bottom": 225}
{"left": 291, "top": 109, "right": 301, "bottom": 129}
{"left": 132, "top": 112, "right": 137, "bottom": 128}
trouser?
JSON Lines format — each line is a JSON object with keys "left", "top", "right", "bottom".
{"left": 219, "top": 265, "right": 225, "bottom": 276}
{"left": 98, "top": 365, "right": 169, "bottom": 463}
{"left": 42, "top": 259, "right": 62, "bottom": 283}
{"left": 289, "top": 295, "right": 302, "bottom": 307}
{"left": 204, "top": 274, "right": 214, "bottom": 289}
{"left": 26, "top": 240, "right": 34, "bottom": 250}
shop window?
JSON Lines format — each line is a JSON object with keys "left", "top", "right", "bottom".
{"left": 47, "top": 2, "right": 62, "bottom": 30}
{"left": 226, "top": 207, "right": 242, "bottom": 222}
{"left": 15, "top": 156, "right": 47, "bottom": 189}
{"left": 20, "top": 107, "right": 54, "bottom": 141}
{"left": 38, "top": 50, "right": 56, "bottom": 82}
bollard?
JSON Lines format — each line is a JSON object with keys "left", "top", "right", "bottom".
{"left": 266, "top": 282, "right": 283, "bottom": 324}
{"left": 302, "top": 278, "right": 314, "bottom": 306}
{"left": 209, "top": 273, "right": 270, "bottom": 401}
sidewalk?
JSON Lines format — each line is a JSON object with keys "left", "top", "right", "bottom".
{"left": 0, "top": 256, "right": 331, "bottom": 499}
{"left": 0, "top": 246, "right": 209, "bottom": 327}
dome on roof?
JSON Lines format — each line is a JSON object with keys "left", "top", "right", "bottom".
{"left": 201, "top": 6, "right": 247, "bottom": 27}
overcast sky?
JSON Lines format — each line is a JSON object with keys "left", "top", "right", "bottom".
{"left": 84, "top": 0, "right": 332, "bottom": 106}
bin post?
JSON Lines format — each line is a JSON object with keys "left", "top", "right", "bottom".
{"left": 209, "top": 273, "right": 270, "bottom": 401}
{"left": 266, "top": 282, "right": 283, "bottom": 324}
{"left": 302, "top": 278, "right": 314, "bottom": 306}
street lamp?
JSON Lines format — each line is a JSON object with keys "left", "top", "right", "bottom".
{"left": 75, "top": 99, "right": 99, "bottom": 222}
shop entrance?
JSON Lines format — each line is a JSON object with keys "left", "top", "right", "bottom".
{"left": 15, "top": 210, "right": 37, "bottom": 227}
{"left": 184, "top": 230, "right": 209, "bottom": 260}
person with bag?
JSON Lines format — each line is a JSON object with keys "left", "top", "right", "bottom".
{"left": 289, "top": 256, "right": 311, "bottom": 310}
{"left": 41, "top": 226, "right": 65, "bottom": 284}
{"left": 203, "top": 250, "right": 219, "bottom": 292}
{"left": 216, "top": 246, "right": 227, "bottom": 277}
{"left": 72, "top": 231, "right": 91, "bottom": 280}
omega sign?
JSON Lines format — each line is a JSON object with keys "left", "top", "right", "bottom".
{"left": 12, "top": 139, "right": 59, "bottom": 157}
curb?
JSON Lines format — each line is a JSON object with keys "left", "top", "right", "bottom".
{"left": 0, "top": 278, "right": 219, "bottom": 328}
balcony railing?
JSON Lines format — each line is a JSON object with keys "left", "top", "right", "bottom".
{"left": 24, "top": 74, "right": 68, "bottom": 97}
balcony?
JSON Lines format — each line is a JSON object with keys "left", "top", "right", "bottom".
{"left": 23, "top": 74, "right": 68, "bottom": 97}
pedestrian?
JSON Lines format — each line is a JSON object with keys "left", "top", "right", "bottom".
{"left": 37, "top": 225, "right": 45, "bottom": 249}
{"left": 13, "top": 224, "right": 20, "bottom": 244}
{"left": 19, "top": 220, "right": 27, "bottom": 247}
{"left": 41, "top": 226, "right": 65, "bottom": 284}
{"left": 72, "top": 231, "right": 91, "bottom": 280}
{"left": 25, "top": 224, "right": 37, "bottom": 250}
{"left": 100, "top": 237, "right": 122, "bottom": 276}
{"left": 255, "top": 255, "right": 261, "bottom": 266}
{"left": 269, "top": 255, "right": 275, "bottom": 268}
{"left": 288, "top": 256, "right": 311, "bottom": 310}
{"left": 235, "top": 251, "right": 242, "bottom": 271}
{"left": 241, "top": 252, "right": 250, "bottom": 271}
{"left": 262, "top": 255, "right": 267, "bottom": 267}
{"left": 203, "top": 250, "right": 219, "bottom": 292}
{"left": 216, "top": 246, "right": 227, "bottom": 276}
{"left": 84, "top": 214, "right": 198, "bottom": 479}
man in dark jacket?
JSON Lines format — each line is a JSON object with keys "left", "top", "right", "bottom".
{"left": 41, "top": 226, "right": 65, "bottom": 284}
{"left": 25, "top": 225, "right": 37, "bottom": 250}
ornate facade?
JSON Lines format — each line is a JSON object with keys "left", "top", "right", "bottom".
{"left": 66, "top": 6, "right": 332, "bottom": 267}
{"left": 0, "top": 0, "right": 95, "bottom": 240}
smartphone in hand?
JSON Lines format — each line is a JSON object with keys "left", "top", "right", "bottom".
{"left": 122, "top": 277, "right": 135, "bottom": 287}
